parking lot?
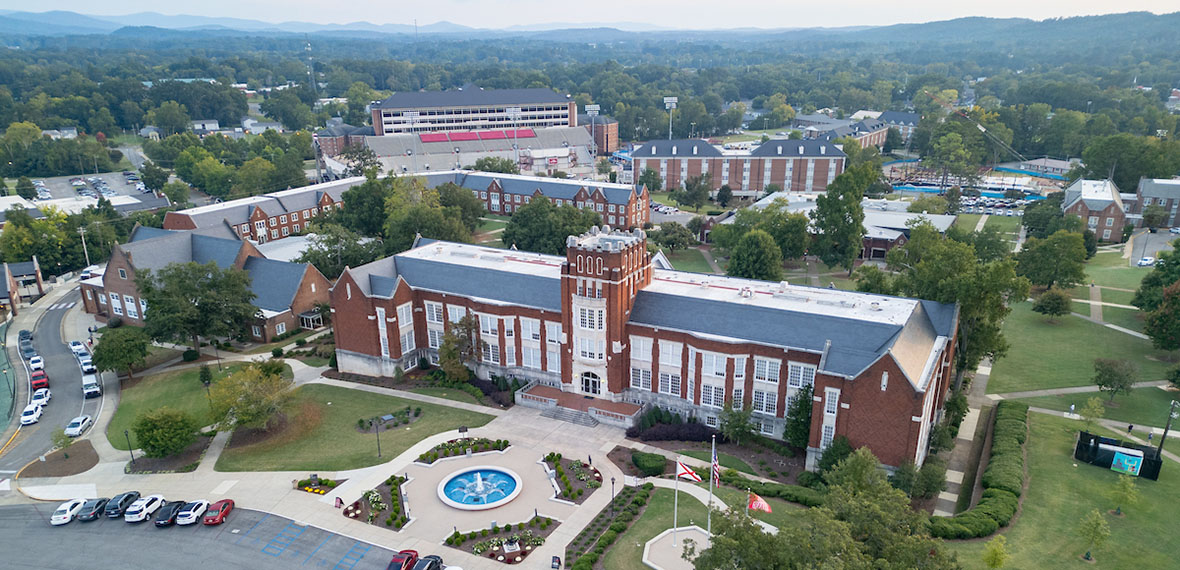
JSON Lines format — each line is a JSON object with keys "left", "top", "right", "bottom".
{"left": 30, "top": 171, "right": 149, "bottom": 202}
{"left": 0, "top": 504, "right": 400, "bottom": 570}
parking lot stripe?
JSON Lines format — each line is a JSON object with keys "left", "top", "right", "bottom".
{"left": 303, "top": 535, "right": 332, "bottom": 565}
{"left": 262, "top": 522, "right": 306, "bottom": 557}
{"left": 235, "top": 513, "right": 271, "bottom": 545}
{"left": 332, "top": 542, "right": 371, "bottom": 570}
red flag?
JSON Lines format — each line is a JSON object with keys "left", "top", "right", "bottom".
{"left": 677, "top": 461, "right": 702, "bottom": 482}
{"left": 748, "top": 492, "right": 772, "bottom": 513}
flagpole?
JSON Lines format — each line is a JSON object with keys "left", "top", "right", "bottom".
{"left": 746, "top": 487, "right": 752, "bottom": 518}
{"left": 673, "top": 458, "right": 680, "bottom": 546}
{"left": 707, "top": 434, "right": 716, "bottom": 535}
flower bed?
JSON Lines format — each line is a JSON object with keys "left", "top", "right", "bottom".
{"left": 447, "top": 516, "right": 558, "bottom": 565}
{"left": 544, "top": 452, "right": 602, "bottom": 505}
{"left": 342, "top": 475, "right": 410, "bottom": 530}
{"left": 297, "top": 476, "right": 343, "bottom": 495}
{"left": 416, "top": 437, "right": 510, "bottom": 464}
{"left": 564, "top": 483, "right": 654, "bottom": 569}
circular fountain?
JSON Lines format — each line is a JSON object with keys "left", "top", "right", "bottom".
{"left": 437, "top": 466, "right": 523, "bottom": 511}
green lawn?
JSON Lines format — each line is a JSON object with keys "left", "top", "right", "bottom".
{"left": 953, "top": 214, "right": 982, "bottom": 230}
{"left": 986, "top": 303, "right": 1177, "bottom": 394}
{"left": 1086, "top": 252, "right": 1153, "bottom": 290}
{"left": 678, "top": 450, "right": 754, "bottom": 475}
{"left": 705, "top": 484, "right": 802, "bottom": 529}
{"left": 1101, "top": 288, "right": 1137, "bottom": 306}
{"left": 245, "top": 329, "right": 320, "bottom": 354}
{"left": 1014, "top": 386, "right": 1178, "bottom": 428}
{"left": 476, "top": 219, "right": 508, "bottom": 233}
{"left": 661, "top": 248, "right": 714, "bottom": 274}
{"left": 982, "top": 214, "right": 1021, "bottom": 234}
{"left": 108, "top": 363, "right": 249, "bottom": 450}
{"left": 946, "top": 414, "right": 1180, "bottom": 569}
{"left": 133, "top": 346, "right": 184, "bottom": 372}
{"left": 214, "top": 383, "right": 494, "bottom": 471}
{"left": 602, "top": 488, "right": 710, "bottom": 569}
{"left": 1103, "top": 307, "right": 1147, "bottom": 333}
{"left": 409, "top": 386, "right": 483, "bottom": 405}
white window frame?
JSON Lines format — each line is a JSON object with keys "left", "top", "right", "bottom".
{"left": 734, "top": 356, "right": 746, "bottom": 381}
{"left": 427, "top": 328, "right": 443, "bottom": 349}
{"left": 397, "top": 303, "right": 413, "bottom": 326}
{"left": 479, "top": 314, "right": 499, "bottom": 336}
{"left": 631, "top": 367, "right": 652, "bottom": 390}
{"left": 631, "top": 336, "right": 653, "bottom": 360}
{"left": 252, "top": 325, "right": 262, "bottom": 337}
{"left": 521, "top": 318, "right": 541, "bottom": 341}
{"left": 754, "top": 357, "right": 780, "bottom": 384}
{"left": 660, "top": 341, "right": 682, "bottom": 368}
{"left": 425, "top": 301, "right": 444, "bottom": 324}
{"left": 753, "top": 389, "right": 777, "bottom": 415}
{"left": 787, "top": 362, "right": 816, "bottom": 389}
{"left": 824, "top": 388, "right": 840, "bottom": 416}
{"left": 701, "top": 384, "right": 725, "bottom": 409}
{"left": 522, "top": 346, "right": 542, "bottom": 370}
{"left": 821, "top": 424, "right": 835, "bottom": 449}
{"left": 732, "top": 387, "right": 744, "bottom": 410}
{"left": 545, "top": 322, "right": 562, "bottom": 345}
{"left": 658, "top": 372, "right": 681, "bottom": 397}
{"left": 447, "top": 305, "right": 466, "bottom": 323}
{"left": 276, "top": 322, "right": 287, "bottom": 335}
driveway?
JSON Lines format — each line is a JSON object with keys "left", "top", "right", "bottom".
{"left": 1132, "top": 230, "right": 1177, "bottom": 263}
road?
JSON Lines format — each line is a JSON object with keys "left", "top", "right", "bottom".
{"left": 0, "top": 505, "right": 399, "bottom": 570}
{"left": 0, "top": 298, "right": 107, "bottom": 473}
{"left": 117, "top": 145, "right": 146, "bottom": 170}
{"left": 1133, "top": 229, "right": 1177, "bottom": 263}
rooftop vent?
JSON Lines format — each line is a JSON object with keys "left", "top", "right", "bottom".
{"left": 870, "top": 301, "right": 882, "bottom": 311}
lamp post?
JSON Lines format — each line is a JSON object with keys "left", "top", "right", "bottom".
{"left": 610, "top": 476, "right": 616, "bottom": 519}
{"left": 124, "top": 429, "right": 135, "bottom": 464}
{"left": 2, "top": 368, "right": 11, "bottom": 417}
{"left": 371, "top": 417, "right": 382, "bottom": 458}
{"left": 664, "top": 97, "right": 677, "bottom": 140}
{"left": 1157, "top": 400, "right": 1178, "bottom": 460}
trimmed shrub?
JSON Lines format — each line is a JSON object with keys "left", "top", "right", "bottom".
{"left": 295, "top": 338, "right": 307, "bottom": 347}
{"left": 272, "top": 347, "right": 284, "bottom": 358}
{"left": 631, "top": 451, "right": 666, "bottom": 476}
{"left": 797, "top": 470, "right": 826, "bottom": 490}
{"left": 182, "top": 349, "right": 199, "bottom": 362}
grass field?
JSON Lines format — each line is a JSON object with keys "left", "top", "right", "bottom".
{"left": 214, "top": 383, "right": 494, "bottom": 471}
{"left": 476, "top": 218, "right": 508, "bottom": 233}
{"left": 601, "top": 488, "right": 709, "bottom": 569}
{"left": 107, "top": 363, "right": 249, "bottom": 450}
{"left": 409, "top": 386, "right": 483, "bottom": 405}
{"left": 982, "top": 215, "right": 1021, "bottom": 234}
{"left": 661, "top": 248, "right": 714, "bottom": 274}
{"left": 678, "top": 450, "right": 754, "bottom": 475}
{"left": 1103, "top": 307, "right": 1147, "bottom": 333}
{"left": 1085, "top": 252, "right": 1153, "bottom": 290}
{"left": 986, "top": 302, "right": 1176, "bottom": 394}
{"left": 945, "top": 414, "right": 1180, "bottom": 569}
{"left": 1014, "top": 386, "right": 1178, "bottom": 428}
{"left": 1101, "top": 288, "right": 1138, "bottom": 306}
{"left": 953, "top": 214, "right": 982, "bottom": 230}
{"left": 245, "top": 329, "right": 320, "bottom": 354}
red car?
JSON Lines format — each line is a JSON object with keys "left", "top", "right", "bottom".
{"left": 30, "top": 371, "right": 49, "bottom": 391}
{"left": 202, "top": 499, "right": 234, "bottom": 525}
{"left": 387, "top": 550, "right": 419, "bottom": 570}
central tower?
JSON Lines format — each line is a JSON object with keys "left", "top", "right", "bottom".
{"left": 560, "top": 226, "right": 652, "bottom": 399}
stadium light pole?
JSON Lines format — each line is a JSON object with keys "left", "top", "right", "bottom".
{"left": 1157, "top": 400, "right": 1178, "bottom": 460}
{"left": 405, "top": 111, "right": 420, "bottom": 174}
{"left": 506, "top": 106, "right": 522, "bottom": 168}
{"left": 664, "top": 97, "right": 677, "bottom": 140}
{"left": 586, "top": 104, "right": 600, "bottom": 166}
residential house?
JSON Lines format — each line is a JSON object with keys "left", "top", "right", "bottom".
{"left": 1062, "top": 179, "right": 1126, "bottom": 242}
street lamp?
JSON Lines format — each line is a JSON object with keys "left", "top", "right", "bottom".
{"left": 124, "top": 429, "right": 135, "bottom": 464}
{"left": 371, "top": 417, "right": 382, "bottom": 458}
{"left": 585, "top": 104, "right": 600, "bottom": 159}
{"left": 506, "top": 106, "right": 522, "bottom": 166}
{"left": 1156, "top": 400, "right": 1179, "bottom": 460}
{"left": 610, "top": 476, "right": 616, "bottom": 519}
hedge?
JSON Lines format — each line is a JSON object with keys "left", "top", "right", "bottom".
{"left": 709, "top": 467, "right": 825, "bottom": 507}
{"left": 929, "top": 401, "right": 1028, "bottom": 539}
{"left": 632, "top": 451, "right": 667, "bottom": 476}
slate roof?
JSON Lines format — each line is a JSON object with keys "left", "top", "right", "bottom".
{"left": 7, "top": 261, "right": 37, "bottom": 277}
{"left": 360, "top": 255, "right": 563, "bottom": 311}
{"left": 363, "top": 126, "right": 592, "bottom": 158}
{"left": 0, "top": 265, "right": 9, "bottom": 298}
{"left": 120, "top": 231, "right": 244, "bottom": 273}
{"left": 372, "top": 87, "right": 569, "bottom": 110}
{"left": 749, "top": 139, "right": 846, "bottom": 158}
{"left": 815, "top": 119, "right": 888, "bottom": 141}
{"left": 878, "top": 111, "right": 921, "bottom": 127}
{"left": 0, "top": 207, "right": 45, "bottom": 225}
{"left": 242, "top": 256, "right": 307, "bottom": 312}
{"left": 1136, "top": 178, "right": 1180, "bottom": 200}
{"left": 172, "top": 177, "right": 367, "bottom": 229}
{"left": 315, "top": 123, "right": 373, "bottom": 137}
{"left": 416, "top": 170, "right": 639, "bottom": 206}
{"left": 631, "top": 139, "right": 724, "bottom": 158}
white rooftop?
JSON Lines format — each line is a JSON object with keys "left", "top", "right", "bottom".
{"left": 402, "top": 241, "right": 565, "bottom": 279}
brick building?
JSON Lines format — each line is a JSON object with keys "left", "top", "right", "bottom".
{"left": 1132, "top": 178, "right": 1180, "bottom": 229}
{"left": 877, "top": 111, "right": 921, "bottom": 142}
{"left": 1061, "top": 179, "right": 1127, "bottom": 242}
{"left": 163, "top": 178, "right": 363, "bottom": 243}
{"left": 370, "top": 87, "right": 576, "bottom": 136}
{"left": 631, "top": 139, "right": 846, "bottom": 197}
{"left": 812, "top": 118, "right": 890, "bottom": 149}
{"left": 331, "top": 227, "right": 958, "bottom": 470}
{"left": 417, "top": 171, "right": 650, "bottom": 228}
{"left": 314, "top": 122, "right": 374, "bottom": 156}
{"left": 79, "top": 227, "right": 330, "bottom": 342}
{"left": 578, "top": 113, "right": 619, "bottom": 156}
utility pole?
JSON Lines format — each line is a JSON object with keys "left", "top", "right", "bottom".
{"left": 77, "top": 226, "right": 91, "bottom": 267}
{"left": 1157, "top": 400, "right": 1178, "bottom": 460}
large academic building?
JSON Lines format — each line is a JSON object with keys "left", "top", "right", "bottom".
{"left": 331, "top": 227, "right": 959, "bottom": 470}
{"left": 630, "top": 139, "right": 846, "bottom": 196}
{"left": 369, "top": 87, "right": 577, "bottom": 136}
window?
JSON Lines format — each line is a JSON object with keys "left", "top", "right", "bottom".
{"left": 118, "top": 268, "right": 127, "bottom": 279}
{"left": 375, "top": 307, "right": 389, "bottom": 358}
{"left": 609, "top": 204, "right": 616, "bottom": 213}
{"left": 280, "top": 215, "right": 287, "bottom": 224}
{"left": 281, "top": 226, "right": 289, "bottom": 236}
{"left": 734, "top": 356, "right": 746, "bottom": 380}
{"left": 705, "top": 416, "right": 718, "bottom": 428}
{"left": 124, "top": 295, "right": 138, "bottom": 319}
{"left": 304, "top": 209, "right": 311, "bottom": 218}
{"left": 753, "top": 390, "right": 777, "bottom": 415}
{"left": 291, "top": 212, "right": 299, "bottom": 221}
{"left": 547, "top": 349, "right": 561, "bottom": 373}
{"left": 760, "top": 421, "right": 776, "bottom": 435}
{"left": 821, "top": 425, "right": 835, "bottom": 449}
{"left": 787, "top": 362, "right": 815, "bottom": 388}
{"left": 596, "top": 203, "right": 604, "bottom": 212}
{"left": 271, "top": 230, "right": 278, "bottom": 239}
{"left": 275, "top": 322, "right": 286, "bottom": 335}
{"left": 578, "top": 307, "right": 604, "bottom": 330}
{"left": 482, "top": 342, "right": 500, "bottom": 364}
{"left": 824, "top": 388, "right": 840, "bottom": 416}
{"left": 98, "top": 294, "right": 106, "bottom": 305}
{"left": 85, "top": 289, "right": 92, "bottom": 300}
{"left": 754, "top": 358, "right": 780, "bottom": 383}
{"left": 505, "top": 344, "right": 515, "bottom": 366}
{"left": 1103, "top": 229, "right": 1112, "bottom": 240}
{"left": 293, "top": 224, "right": 300, "bottom": 233}
{"left": 660, "top": 341, "right": 682, "bottom": 367}
{"left": 658, "top": 372, "right": 681, "bottom": 396}
{"left": 428, "top": 328, "right": 443, "bottom": 349}
{"left": 397, "top": 303, "right": 413, "bottom": 325}
{"left": 269, "top": 217, "right": 276, "bottom": 226}
{"left": 252, "top": 325, "right": 262, "bottom": 337}
{"left": 881, "top": 372, "right": 889, "bottom": 392}
{"left": 109, "top": 293, "right": 122, "bottom": 316}
{"left": 701, "top": 384, "right": 725, "bottom": 409}
{"left": 503, "top": 318, "right": 514, "bottom": 338}
{"left": 1088, "top": 215, "right": 1098, "bottom": 228}
{"left": 521, "top": 318, "right": 541, "bottom": 341}
{"left": 425, "top": 302, "right": 444, "bottom": 324}
{"left": 522, "top": 346, "right": 542, "bottom": 369}
{"left": 546, "top": 322, "right": 562, "bottom": 344}
{"left": 630, "top": 367, "right": 652, "bottom": 390}
{"left": 608, "top": 215, "right": 615, "bottom": 225}
{"left": 578, "top": 338, "right": 604, "bottom": 360}
{"left": 479, "top": 314, "right": 499, "bottom": 336}
{"left": 701, "top": 353, "right": 726, "bottom": 377}
{"left": 1106, "top": 217, "right": 1114, "bottom": 227}
{"left": 448, "top": 305, "right": 466, "bottom": 323}
{"left": 632, "top": 336, "right": 653, "bottom": 360}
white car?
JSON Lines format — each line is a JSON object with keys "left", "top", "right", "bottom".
{"left": 123, "top": 495, "right": 165, "bottom": 523}
{"left": 64, "top": 415, "right": 92, "bottom": 437}
{"left": 1137, "top": 257, "right": 1156, "bottom": 267}
{"left": 68, "top": 341, "right": 88, "bottom": 357}
{"left": 175, "top": 500, "right": 209, "bottom": 525}
{"left": 1170, "top": 227, "right": 1180, "bottom": 234}
{"left": 50, "top": 498, "right": 87, "bottom": 526}
{"left": 29, "top": 356, "right": 44, "bottom": 371}
{"left": 80, "top": 358, "right": 97, "bottom": 374}
{"left": 30, "top": 388, "right": 51, "bottom": 407}
{"left": 20, "top": 404, "right": 42, "bottom": 425}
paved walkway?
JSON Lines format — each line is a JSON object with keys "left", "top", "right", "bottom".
{"left": 931, "top": 360, "right": 992, "bottom": 517}
{"left": 1087, "top": 284, "right": 1104, "bottom": 321}
{"left": 697, "top": 247, "right": 724, "bottom": 274}
{"left": 989, "top": 380, "right": 1168, "bottom": 401}
{"left": 806, "top": 258, "right": 821, "bottom": 287}
{"left": 974, "top": 214, "right": 989, "bottom": 233}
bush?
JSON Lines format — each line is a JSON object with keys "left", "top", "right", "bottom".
{"left": 913, "top": 458, "right": 948, "bottom": 499}
{"left": 817, "top": 435, "right": 853, "bottom": 472}
{"left": 631, "top": 451, "right": 666, "bottom": 476}
{"left": 107, "top": 317, "right": 123, "bottom": 328}
{"left": 628, "top": 422, "right": 717, "bottom": 442}
{"left": 182, "top": 349, "right": 199, "bottom": 362}
{"left": 132, "top": 407, "right": 198, "bottom": 458}
{"left": 272, "top": 347, "right": 284, "bottom": 358}
{"left": 295, "top": 338, "right": 307, "bottom": 347}
{"left": 329, "top": 354, "right": 337, "bottom": 368}
{"left": 797, "top": 470, "right": 826, "bottom": 490}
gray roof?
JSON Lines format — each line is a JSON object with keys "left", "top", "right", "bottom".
{"left": 816, "top": 119, "right": 888, "bottom": 141}
{"left": 388, "top": 256, "right": 562, "bottom": 311}
{"left": 1137, "top": 178, "right": 1180, "bottom": 200}
{"left": 577, "top": 114, "right": 618, "bottom": 125}
{"left": 0, "top": 265, "right": 9, "bottom": 298}
{"left": 372, "top": 87, "right": 569, "bottom": 110}
{"left": 243, "top": 256, "right": 307, "bottom": 312}
{"left": 1063, "top": 179, "right": 1123, "bottom": 212}
{"left": 631, "top": 139, "right": 724, "bottom": 158}
{"left": 416, "top": 171, "right": 637, "bottom": 206}
{"left": 176, "top": 178, "right": 366, "bottom": 228}
{"left": 6, "top": 261, "right": 37, "bottom": 277}
{"left": 0, "top": 207, "right": 45, "bottom": 225}
{"left": 315, "top": 123, "right": 373, "bottom": 138}
{"left": 363, "top": 126, "right": 592, "bottom": 159}
{"left": 749, "top": 139, "right": 847, "bottom": 158}
{"left": 119, "top": 231, "right": 244, "bottom": 273}
{"left": 878, "top": 111, "right": 921, "bottom": 127}
{"left": 113, "top": 194, "right": 173, "bottom": 217}
{"left": 128, "top": 226, "right": 175, "bottom": 243}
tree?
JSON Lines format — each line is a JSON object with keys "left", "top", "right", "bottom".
{"left": 913, "top": 458, "right": 948, "bottom": 499}
{"left": 653, "top": 222, "right": 695, "bottom": 253}
{"left": 209, "top": 363, "right": 294, "bottom": 431}
{"left": 1144, "top": 281, "right": 1180, "bottom": 351}
{"left": 132, "top": 407, "right": 198, "bottom": 457}
{"left": 1143, "top": 204, "right": 1168, "bottom": 230}
{"left": 716, "top": 184, "right": 733, "bottom": 208}
{"left": 232, "top": 157, "right": 277, "bottom": 197}
{"left": 1082, "top": 229, "right": 1098, "bottom": 258}
{"left": 1080, "top": 396, "right": 1105, "bottom": 432}
{"left": 1168, "top": 364, "right": 1180, "bottom": 390}
{"left": 982, "top": 535, "right": 1010, "bottom": 569}
{"left": 1031, "top": 288, "right": 1072, "bottom": 322}
{"left": 810, "top": 163, "right": 871, "bottom": 275}
{"left": 688, "top": 506, "right": 871, "bottom": 570}
{"left": 1131, "top": 241, "right": 1180, "bottom": 312}
{"left": 595, "top": 158, "right": 612, "bottom": 176}
{"left": 637, "top": 168, "right": 662, "bottom": 192}
{"left": 260, "top": 91, "right": 314, "bottom": 130}
{"left": 337, "top": 143, "right": 382, "bottom": 177}
{"left": 1093, "top": 358, "right": 1136, "bottom": 402}
{"left": 928, "top": 132, "right": 975, "bottom": 188}
{"left": 51, "top": 428, "right": 74, "bottom": 459}
{"left": 161, "top": 180, "right": 191, "bottom": 207}
{"left": 686, "top": 216, "right": 705, "bottom": 240}
{"left": 137, "top": 261, "right": 258, "bottom": 350}
{"left": 385, "top": 202, "right": 471, "bottom": 253}
{"left": 338, "top": 174, "right": 392, "bottom": 237}
{"left": 944, "top": 186, "right": 962, "bottom": 214}
{"left": 783, "top": 384, "right": 813, "bottom": 449}
{"left": 1016, "top": 230, "right": 1087, "bottom": 289}
{"left": 852, "top": 264, "right": 896, "bottom": 295}
{"left": 1077, "top": 509, "right": 1110, "bottom": 561}
{"left": 15, "top": 176, "right": 35, "bottom": 200}
{"left": 883, "top": 127, "right": 903, "bottom": 154}
{"left": 817, "top": 436, "right": 853, "bottom": 473}
{"left": 760, "top": 206, "right": 810, "bottom": 261}
{"left": 1110, "top": 474, "right": 1140, "bottom": 516}
{"left": 502, "top": 197, "right": 600, "bottom": 255}
{"left": 439, "top": 314, "right": 479, "bottom": 380}
{"left": 147, "top": 101, "right": 191, "bottom": 136}
{"left": 91, "top": 326, "right": 150, "bottom": 383}
{"left": 908, "top": 196, "right": 948, "bottom": 214}
{"left": 140, "top": 160, "right": 169, "bottom": 192}
{"left": 672, "top": 174, "right": 711, "bottom": 212}
{"left": 438, "top": 182, "right": 486, "bottom": 234}
{"left": 718, "top": 403, "right": 754, "bottom": 446}
{"left": 473, "top": 156, "right": 519, "bottom": 174}
{"left": 889, "top": 461, "right": 918, "bottom": 496}
{"left": 726, "top": 230, "right": 783, "bottom": 281}
{"left": 296, "top": 224, "right": 386, "bottom": 279}
{"left": 0, "top": 177, "right": 7, "bottom": 196}
{"left": 199, "top": 364, "right": 213, "bottom": 389}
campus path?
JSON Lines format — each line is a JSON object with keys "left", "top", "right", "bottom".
{"left": 988, "top": 380, "right": 1168, "bottom": 401}
{"left": 697, "top": 247, "right": 724, "bottom": 274}
{"left": 1088, "top": 285, "right": 1104, "bottom": 321}
{"left": 931, "top": 360, "right": 992, "bottom": 517}
{"left": 974, "top": 214, "right": 989, "bottom": 233}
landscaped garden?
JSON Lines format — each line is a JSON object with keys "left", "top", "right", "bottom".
{"left": 325, "top": 366, "right": 518, "bottom": 408}
{"left": 342, "top": 474, "right": 408, "bottom": 530}
{"left": 565, "top": 482, "right": 655, "bottom": 569}
{"left": 416, "top": 437, "right": 510, "bottom": 464}
{"left": 543, "top": 451, "right": 603, "bottom": 504}
{"left": 448, "top": 515, "right": 557, "bottom": 565}
{"left": 107, "top": 363, "right": 250, "bottom": 450}
{"left": 215, "top": 383, "right": 494, "bottom": 471}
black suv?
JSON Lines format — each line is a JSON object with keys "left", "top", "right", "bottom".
{"left": 154, "top": 501, "right": 187, "bottom": 527}
{"left": 411, "top": 555, "right": 444, "bottom": 570}
{"left": 105, "top": 491, "right": 140, "bottom": 518}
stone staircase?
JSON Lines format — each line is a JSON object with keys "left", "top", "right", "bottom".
{"left": 540, "top": 406, "right": 600, "bottom": 427}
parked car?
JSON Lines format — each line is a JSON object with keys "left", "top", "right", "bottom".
{"left": 105, "top": 491, "right": 141, "bottom": 518}
{"left": 1170, "top": 226, "right": 1180, "bottom": 234}
{"left": 154, "top": 500, "right": 187, "bottom": 527}
{"left": 19, "top": 404, "right": 42, "bottom": 425}
{"left": 50, "top": 499, "right": 87, "bottom": 526}
{"left": 411, "top": 555, "right": 444, "bottom": 570}
{"left": 64, "top": 415, "right": 92, "bottom": 437}
{"left": 68, "top": 341, "right": 88, "bottom": 358}
{"left": 30, "top": 371, "right": 49, "bottom": 391}
{"left": 387, "top": 550, "right": 420, "bottom": 570}
{"left": 202, "top": 499, "right": 235, "bottom": 525}
{"left": 30, "top": 387, "right": 51, "bottom": 407}
{"left": 82, "top": 375, "right": 102, "bottom": 399}
{"left": 29, "top": 356, "right": 44, "bottom": 371}
{"left": 176, "top": 500, "right": 209, "bottom": 526}
{"left": 124, "top": 495, "right": 165, "bottom": 523}
{"left": 1137, "top": 256, "right": 1156, "bottom": 267}
{"left": 20, "top": 345, "right": 36, "bottom": 359}
{"left": 18, "top": 329, "right": 32, "bottom": 341}
{"left": 80, "top": 359, "right": 97, "bottom": 374}
{"left": 76, "top": 498, "right": 110, "bottom": 522}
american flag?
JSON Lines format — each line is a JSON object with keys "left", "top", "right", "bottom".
{"left": 711, "top": 449, "right": 721, "bottom": 486}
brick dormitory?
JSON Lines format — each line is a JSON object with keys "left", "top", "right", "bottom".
{"left": 330, "top": 226, "right": 959, "bottom": 470}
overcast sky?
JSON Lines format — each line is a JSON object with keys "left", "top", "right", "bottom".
{"left": 10, "top": 1, "right": 1178, "bottom": 29}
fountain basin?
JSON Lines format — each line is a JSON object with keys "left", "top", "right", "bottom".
{"left": 437, "top": 466, "right": 523, "bottom": 511}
